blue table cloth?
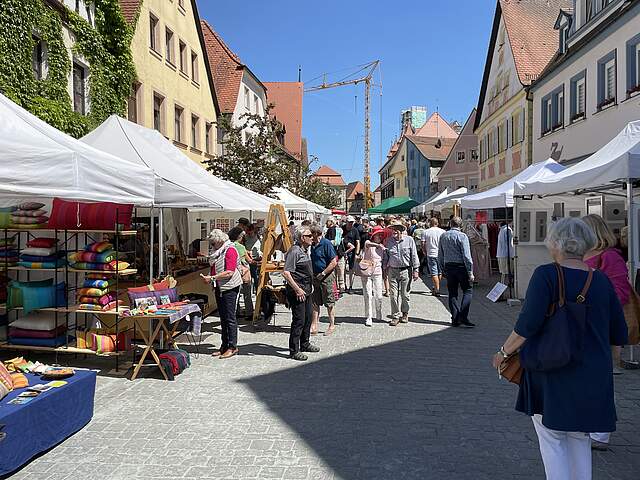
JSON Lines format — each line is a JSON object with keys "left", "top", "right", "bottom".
{"left": 0, "top": 370, "right": 96, "bottom": 476}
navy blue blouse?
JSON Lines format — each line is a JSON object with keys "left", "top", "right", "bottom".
{"left": 514, "top": 263, "right": 628, "bottom": 432}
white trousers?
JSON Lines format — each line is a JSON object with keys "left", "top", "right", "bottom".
{"left": 589, "top": 432, "right": 610, "bottom": 443}
{"left": 532, "top": 414, "right": 592, "bottom": 480}
{"left": 361, "top": 274, "right": 383, "bottom": 320}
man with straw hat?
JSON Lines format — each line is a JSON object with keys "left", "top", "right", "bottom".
{"left": 383, "top": 219, "right": 420, "bottom": 325}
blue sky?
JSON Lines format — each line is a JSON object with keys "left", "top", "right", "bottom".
{"left": 199, "top": 1, "right": 495, "bottom": 187}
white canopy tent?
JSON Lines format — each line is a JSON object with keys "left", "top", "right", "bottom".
{"left": 415, "top": 188, "right": 450, "bottom": 214}
{"left": 411, "top": 190, "right": 443, "bottom": 214}
{"left": 462, "top": 159, "right": 565, "bottom": 210}
{"left": 431, "top": 187, "right": 468, "bottom": 209}
{"left": 0, "top": 93, "right": 155, "bottom": 206}
{"left": 274, "top": 187, "right": 331, "bottom": 216}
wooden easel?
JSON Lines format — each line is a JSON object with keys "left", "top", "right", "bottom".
{"left": 252, "top": 204, "right": 293, "bottom": 325}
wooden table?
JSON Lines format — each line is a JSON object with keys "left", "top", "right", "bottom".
{"left": 129, "top": 304, "right": 201, "bottom": 380}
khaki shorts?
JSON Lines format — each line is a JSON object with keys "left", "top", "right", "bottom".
{"left": 312, "top": 271, "right": 337, "bottom": 307}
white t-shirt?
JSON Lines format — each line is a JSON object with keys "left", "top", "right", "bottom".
{"left": 421, "top": 227, "right": 446, "bottom": 257}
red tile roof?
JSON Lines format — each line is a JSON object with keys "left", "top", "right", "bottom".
{"left": 263, "top": 82, "right": 303, "bottom": 160}
{"left": 346, "top": 181, "right": 364, "bottom": 200}
{"left": 415, "top": 112, "right": 459, "bottom": 139}
{"left": 314, "top": 165, "right": 346, "bottom": 186}
{"left": 501, "top": 0, "right": 572, "bottom": 85}
{"left": 201, "top": 21, "right": 244, "bottom": 114}
{"left": 118, "top": 0, "right": 141, "bottom": 24}
{"left": 406, "top": 135, "right": 457, "bottom": 162}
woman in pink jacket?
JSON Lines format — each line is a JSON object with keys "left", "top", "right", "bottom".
{"left": 582, "top": 214, "right": 630, "bottom": 450}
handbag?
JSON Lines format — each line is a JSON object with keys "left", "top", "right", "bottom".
{"left": 520, "top": 263, "right": 593, "bottom": 372}
{"left": 355, "top": 259, "right": 375, "bottom": 277}
{"left": 596, "top": 251, "right": 640, "bottom": 345}
{"left": 239, "top": 264, "right": 251, "bottom": 284}
{"left": 499, "top": 353, "right": 522, "bottom": 385}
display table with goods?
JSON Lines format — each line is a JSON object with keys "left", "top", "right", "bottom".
{"left": 127, "top": 301, "right": 200, "bottom": 380}
{"left": 0, "top": 359, "right": 96, "bottom": 476}
{"left": 0, "top": 199, "right": 140, "bottom": 372}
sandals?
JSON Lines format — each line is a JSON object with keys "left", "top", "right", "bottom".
{"left": 324, "top": 326, "right": 336, "bottom": 336}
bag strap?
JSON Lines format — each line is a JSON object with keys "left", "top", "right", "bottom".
{"left": 554, "top": 263, "right": 566, "bottom": 307}
{"left": 577, "top": 268, "right": 593, "bottom": 304}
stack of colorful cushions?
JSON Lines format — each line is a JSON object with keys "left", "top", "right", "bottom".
{"left": 67, "top": 241, "right": 130, "bottom": 272}
{"left": 8, "top": 311, "right": 71, "bottom": 347}
{"left": 0, "top": 237, "right": 18, "bottom": 268}
{"left": 7, "top": 279, "right": 67, "bottom": 314}
{"left": 19, "top": 238, "right": 66, "bottom": 269}
{"left": 77, "top": 274, "right": 121, "bottom": 311}
{"left": 9, "top": 202, "right": 49, "bottom": 229}
{"left": 0, "top": 206, "right": 16, "bottom": 229}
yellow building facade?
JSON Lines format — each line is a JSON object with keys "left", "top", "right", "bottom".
{"left": 124, "top": 0, "right": 218, "bottom": 166}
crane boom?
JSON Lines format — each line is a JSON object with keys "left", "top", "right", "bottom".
{"left": 305, "top": 61, "right": 380, "bottom": 211}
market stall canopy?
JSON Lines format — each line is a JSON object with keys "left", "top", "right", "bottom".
{"left": 273, "top": 187, "right": 331, "bottom": 214}
{"left": 82, "top": 115, "right": 223, "bottom": 209}
{"left": 0, "top": 93, "right": 155, "bottom": 206}
{"left": 431, "top": 187, "right": 468, "bottom": 208}
{"left": 515, "top": 121, "right": 640, "bottom": 196}
{"left": 462, "top": 159, "right": 565, "bottom": 209}
{"left": 368, "top": 196, "right": 419, "bottom": 215}
{"left": 411, "top": 190, "right": 444, "bottom": 214}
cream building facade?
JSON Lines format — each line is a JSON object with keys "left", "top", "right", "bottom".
{"left": 120, "top": 0, "right": 219, "bottom": 166}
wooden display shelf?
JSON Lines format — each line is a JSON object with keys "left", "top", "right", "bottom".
{"left": 9, "top": 305, "right": 128, "bottom": 315}
{"left": 0, "top": 342, "right": 126, "bottom": 356}
{"left": 3, "top": 228, "right": 136, "bottom": 236}
{"left": 6, "top": 266, "right": 137, "bottom": 275}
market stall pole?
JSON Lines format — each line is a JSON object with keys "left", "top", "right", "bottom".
{"left": 252, "top": 204, "right": 293, "bottom": 326}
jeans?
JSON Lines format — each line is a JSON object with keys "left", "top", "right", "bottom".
{"left": 250, "top": 264, "right": 259, "bottom": 293}
{"left": 388, "top": 267, "right": 411, "bottom": 317}
{"left": 444, "top": 264, "right": 473, "bottom": 324}
{"left": 288, "top": 292, "right": 313, "bottom": 354}
{"left": 240, "top": 280, "right": 254, "bottom": 316}
{"left": 215, "top": 286, "right": 240, "bottom": 350}
{"left": 362, "top": 274, "right": 383, "bottom": 320}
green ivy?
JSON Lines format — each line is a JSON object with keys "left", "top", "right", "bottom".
{"left": 0, "top": 0, "right": 136, "bottom": 138}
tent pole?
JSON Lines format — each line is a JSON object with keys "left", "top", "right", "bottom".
{"left": 149, "top": 208, "right": 155, "bottom": 283}
{"left": 513, "top": 198, "right": 519, "bottom": 299}
{"left": 159, "top": 207, "right": 164, "bottom": 276}
{"left": 627, "top": 179, "right": 636, "bottom": 363}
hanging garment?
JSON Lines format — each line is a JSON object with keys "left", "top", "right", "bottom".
{"left": 463, "top": 223, "right": 491, "bottom": 281}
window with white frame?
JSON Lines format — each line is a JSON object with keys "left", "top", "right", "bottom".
{"left": 554, "top": 89, "right": 564, "bottom": 129}
{"left": 179, "top": 40, "right": 187, "bottom": 73}
{"left": 469, "top": 178, "right": 479, "bottom": 191}
{"left": 597, "top": 51, "right": 616, "bottom": 108}
{"left": 541, "top": 86, "right": 564, "bottom": 135}
{"left": 244, "top": 87, "right": 250, "bottom": 110}
{"left": 253, "top": 94, "right": 259, "bottom": 114}
{"left": 165, "top": 28, "right": 174, "bottom": 65}
{"left": 479, "top": 138, "right": 485, "bottom": 163}
{"left": 626, "top": 34, "right": 640, "bottom": 96}
{"left": 149, "top": 14, "right": 159, "bottom": 52}
{"left": 570, "top": 70, "right": 586, "bottom": 121}
{"left": 72, "top": 61, "right": 87, "bottom": 115}
{"left": 542, "top": 96, "right": 552, "bottom": 134}
{"left": 174, "top": 105, "right": 183, "bottom": 143}
{"left": 470, "top": 149, "right": 478, "bottom": 161}
{"left": 32, "top": 34, "right": 47, "bottom": 80}
{"left": 456, "top": 151, "right": 465, "bottom": 163}
{"left": 191, "top": 114, "right": 200, "bottom": 149}
{"left": 191, "top": 51, "right": 199, "bottom": 83}
{"left": 511, "top": 109, "right": 524, "bottom": 145}
{"left": 153, "top": 92, "right": 165, "bottom": 133}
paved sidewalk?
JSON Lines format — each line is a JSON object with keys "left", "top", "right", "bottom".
{"left": 6, "top": 275, "right": 640, "bottom": 479}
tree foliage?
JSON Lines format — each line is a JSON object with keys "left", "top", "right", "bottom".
{"left": 289, "top": 156, "right": 340, "bottom": 210}
{"left": 0, "top": 0, "right": 135, "bottom": 138}
{"left": 206, "top": 107, "right": 299, "bottom": 195}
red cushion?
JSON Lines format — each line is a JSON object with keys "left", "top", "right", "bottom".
{"left": 26, "top": 237, "right": 58, "bottom": 248}
{"left": 48, "top": 199, "right": 133, "bottom": 231}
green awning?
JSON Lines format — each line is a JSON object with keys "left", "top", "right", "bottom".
{"left": 368, "top": 196, "right": 419, "bottom": 214}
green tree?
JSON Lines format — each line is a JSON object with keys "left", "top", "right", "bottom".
{"left": 289, "top": 156, "right": 340, "bottom": 210}
{"left": 205, "top": 107, "right": 299, "bottom": 195}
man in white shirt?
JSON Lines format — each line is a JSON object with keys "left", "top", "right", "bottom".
{"left": 421, "top": 218, "right": 446, "bottom": 295}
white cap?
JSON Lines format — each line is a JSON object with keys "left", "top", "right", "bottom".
{"left": 346, "top": 215, "right": 356, "bottom": 222}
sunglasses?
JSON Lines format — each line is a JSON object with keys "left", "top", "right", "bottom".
{"left": 302, "top": 234, "right": 313, "bottom": 238}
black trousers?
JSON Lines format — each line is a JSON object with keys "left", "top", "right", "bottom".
{"left": 288, "top": 292, "right": 313, "bottom": 354}
{"left": 215, "top": 285, "right": 240, "bottom": 350}
{"left": 444, "top": 264, "right": 473, "bottom": 324}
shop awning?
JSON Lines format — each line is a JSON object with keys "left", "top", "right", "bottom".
{"left": 462, "top": 159, "right": 565, "bottom": 209}
{"left": 82, "top": 115, "right": 223, "bottom": 209}
{"left": 431, "top": 187, "right": 468, "bottom": 209}
{"left": 368, "top": 196, "right": 419, "bottom": 214}
{"left": 0, "top": 93, "right": 155, "bottom": 206}
{"left": 274, "top": 187, "right": 331, "bottom": 215}
{"left": 515, "top": 121, "right": 640, "bottom": 196}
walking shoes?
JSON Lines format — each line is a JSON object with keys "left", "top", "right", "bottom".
{"left": 365, "top": 318, "right": 373, "bottom": 327}
{"left": 389, "top": 318, "right": 400, "bottom": 326}
{"left": 290, "top": 352, "right": 308, "bottom": 361}
{"left": 301, "top": 343, "right": 320, "bottom": 353}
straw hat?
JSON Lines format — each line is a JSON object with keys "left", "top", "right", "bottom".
{"left": 389, "top": 219, "right": 406, "bottom": 231}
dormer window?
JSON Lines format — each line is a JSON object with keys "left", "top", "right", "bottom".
{"left": 555, "top": 10, "right": 573, "bottom": 54}
{"left": 559, "top": 24, "right": 570, "bottom": 54}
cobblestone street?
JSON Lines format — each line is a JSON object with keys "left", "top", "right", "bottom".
{"left": 8, "top": 276, "right": 640, "bottom": 480}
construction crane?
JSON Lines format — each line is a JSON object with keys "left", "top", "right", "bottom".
{"left": 305, "top": 60, "right": 381, "bottom": 210}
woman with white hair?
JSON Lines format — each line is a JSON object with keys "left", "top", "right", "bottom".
{"left": 492, "top": 217, "right": 628, "bottom": 479}
{"left": 201, "top": 229, "right": 242, "bottom": 359}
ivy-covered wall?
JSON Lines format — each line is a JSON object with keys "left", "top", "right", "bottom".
{"left": 0, "top": 0, "right": 136, "bottom": 138}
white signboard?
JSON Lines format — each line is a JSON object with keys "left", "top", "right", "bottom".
{"left": 486, "top": 282, "right": 508, "bottom": 303}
